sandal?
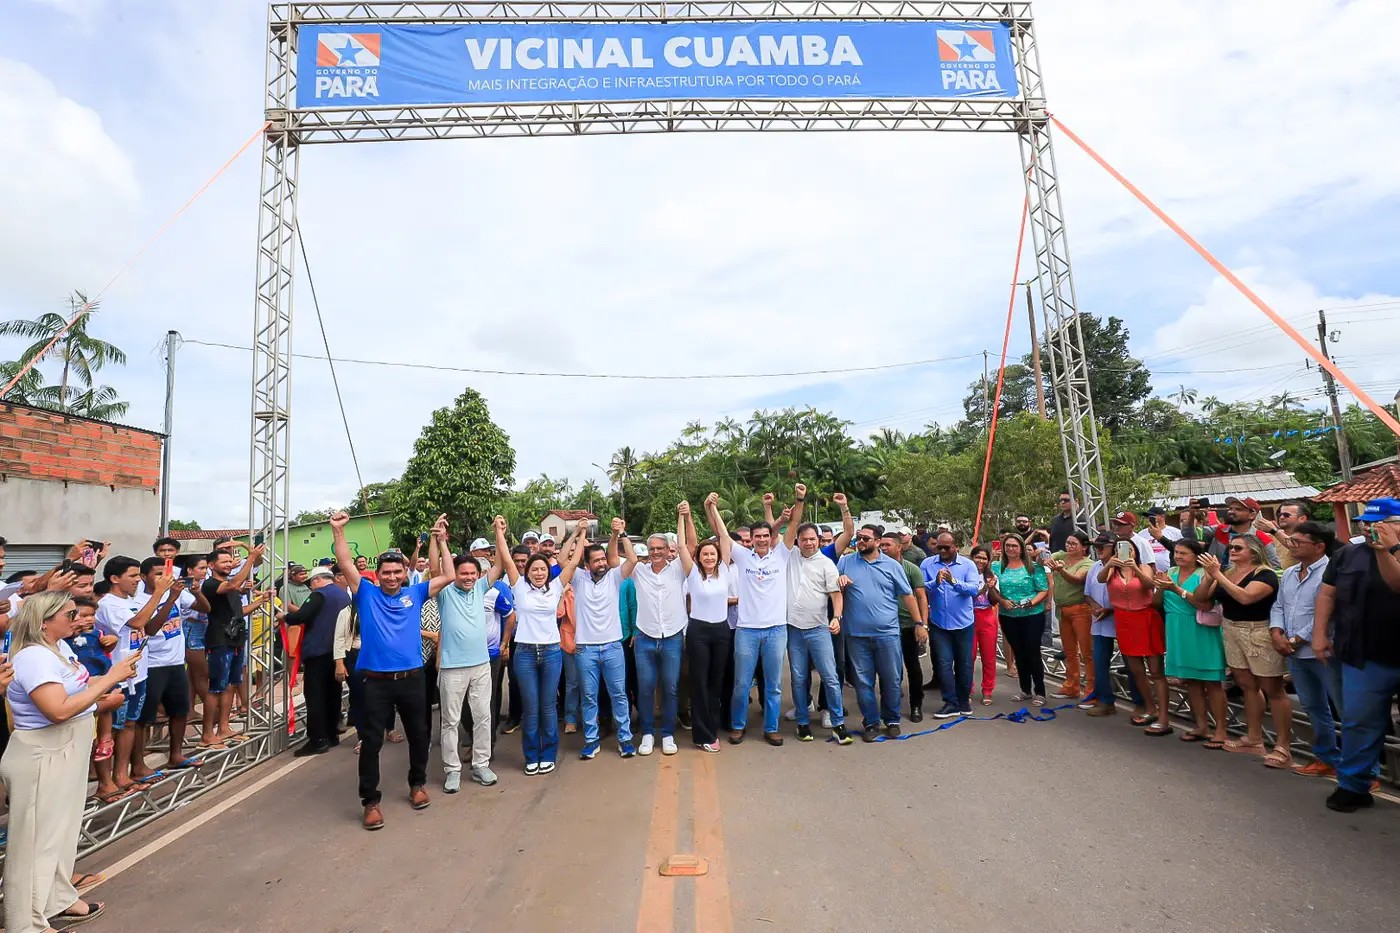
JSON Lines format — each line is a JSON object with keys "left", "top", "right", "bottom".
{"left": 1203, "top": 738, "right": 1227, "bottom": 750}
{"left": 96, "top": 787, "right": 136, "bottom": 804}
{"left": 73, "top": 872, "right": 105, "bottom": 894}
{"left": 1145, "top": 722, "right": 1174, "bottom": 736}
{"left": 1262, "top": 748, "right": 1294, "bottom": 769}
{"left": 1179, "top": 731, "right": 1208, "bottom": 743}
{"left": 93, "top": 739, "right": 114, "bottom": 762}
{"left": 1130, "top": 713, "right": 1157, "bottom": 727}
{"left": 981, "top": 696, "right": 994, "bottom": 706}
{"left": 1224, "top": 739, "right": 1266, "bottom": 756}
{"left": 50, "top": 898, "right": 105, "bottom": 926}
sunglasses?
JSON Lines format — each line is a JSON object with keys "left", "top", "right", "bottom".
{"left": 1058, "top": 498, "right": 1072, "bottom": 503}
{"left": 48, "top": 609, "right": 80, "bottom": 622}
{"left": 855, "top": 534, "right": 876, "bottom": 542}
{"left": 1228, "top": 545, "right": 1247, "bottom": 553}
{"left": 937, "top": 544, "right": 956, "bottom": 550}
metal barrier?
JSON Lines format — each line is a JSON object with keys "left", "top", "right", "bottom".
{"left": 1037, "top": 639, "right": 1398, "bottom": 786}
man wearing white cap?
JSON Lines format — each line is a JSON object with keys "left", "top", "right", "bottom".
{"left": 280, "top": 565, "right": 351, "bottom": 756}
{"left": 434, "top": 529, "right": 508, "bottom": 792}
{"left": 521, "top": 531, "right": 541, "bottom": 555}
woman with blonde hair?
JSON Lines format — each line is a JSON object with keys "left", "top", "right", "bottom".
{"left": 2, "top": 591, "right": 140, "bottom": 932}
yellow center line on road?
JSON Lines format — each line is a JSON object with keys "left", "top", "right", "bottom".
{"left": 691, "top": 752, "right": 734, "bottom": 933}
{"left": 636, "top": 756, "right": 682, "bottom": 931}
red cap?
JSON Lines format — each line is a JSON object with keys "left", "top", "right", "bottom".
{"left": 1226, "top": 496, "right": 1261, "bottom": 512}
{"left": 1111, "top": 511, "right": 1137, "bottom": 525}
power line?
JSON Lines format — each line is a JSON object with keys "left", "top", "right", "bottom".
{"left": 182, "top": 339, "right": 983, "bottom": 382}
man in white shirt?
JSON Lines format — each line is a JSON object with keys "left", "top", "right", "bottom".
{"left": 623, "top": 505, "right": 693, "bottom": 756}
{"left": 96, "top": 556, "right": 178, "bottom": 793}
{"left": 707, "top": 489, "right": 793, "bottom": 747}
{"left": 784, "top": 499, "right": 851, "bottom": 745}
{"left": 573, "top": 518, "right": 639, "bottom": 760}
{"left": 136, "top": 556, "right": 209, "bottom": 774}
{"left": 1132, "top": 507, "right": 1182, "bottom": 572}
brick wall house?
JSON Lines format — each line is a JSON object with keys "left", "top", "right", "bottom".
{"left": 0, "top": 400, "right": 164, "bottom": 569}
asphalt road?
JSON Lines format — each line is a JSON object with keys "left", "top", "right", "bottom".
{"left": 76, "top": 679, "right": 1400, "bottom": 933}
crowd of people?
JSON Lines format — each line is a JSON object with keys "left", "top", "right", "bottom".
{"left": 1, "top": 488, "right": 1398, "bottom": 926}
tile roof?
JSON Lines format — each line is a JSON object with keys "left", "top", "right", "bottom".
{"left": 166, "top": 529, "right": 248, "bottom": 540}
{"left": 547, "top": 509, "right": 597, "bottom": 521}
{"left": 1312, "top": 464, "right": 1400, "bottom": 503}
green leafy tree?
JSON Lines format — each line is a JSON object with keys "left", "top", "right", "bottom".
{"left": 346, "top": 480, "right": 401, "bottom": 516}
{"left": 390, "top": 388, "right": 515, "bottom": 550}
{"left": 1033, "top": 313, "right": 1152, "bottom": 431}
{"left": 0, "top": 292, "right": 128, "bottom": 413}
{"left": 167, "top": 518, "right": 202, "bottom": 531}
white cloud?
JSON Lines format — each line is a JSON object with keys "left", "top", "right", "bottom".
{"left": 1, "top": 0, "right": 1398, "bottom": 529}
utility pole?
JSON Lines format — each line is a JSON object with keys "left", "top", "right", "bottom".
{"left": 982, "top": 350, "right": 991, "bottom": 432}
{"left": 1024, "top": 282, "right": 1047, "bottom": 419}
{"left": 159, "top": 330, "right": 178, "bottom": 535}
{"left": 1316, "top": 309, "right": 1353, "bottom": 481}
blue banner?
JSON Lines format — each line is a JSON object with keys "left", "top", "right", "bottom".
{"left": 295, "top": 21, "right": 1019, "bottom": 108}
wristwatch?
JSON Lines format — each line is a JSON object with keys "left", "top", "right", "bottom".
{"left": 1389, "top": 543, "right": 1400, "bottom": 556}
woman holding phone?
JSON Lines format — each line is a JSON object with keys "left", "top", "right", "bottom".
{"left": 1098, "top": 538, "right": 1171, "bottom": 735}
{"left": 1153, "top": 538, "right": 1229, "bottom": 746}
{"left": 967, "top": 545, "right": 1002, "bottom": 705}
{"left": 993, "top": 534, "right": 1050, "bottom": 705}
{"left": 2, "top": 591, "right": 142, "bottom": 932}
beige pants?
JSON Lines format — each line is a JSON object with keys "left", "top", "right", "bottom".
{"left": 439, "top": 662, "right": 493, "bottom": 774}
{"left": 1, "top": 715, "right": 95, "bottom": 933}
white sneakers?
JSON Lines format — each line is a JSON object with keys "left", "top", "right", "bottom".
{"left": 784, "top": 701, "right": 816, "bottom": 722}
{"left": 820, "top": 710, "right": 834, "bottom": 730}
{"left": 661, "top": 736, "right": 678, "bottom": 756}
{"left": 638, "top": 734, "right": 656, "bottom": 756}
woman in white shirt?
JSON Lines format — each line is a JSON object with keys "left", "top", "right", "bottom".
{"left": 2, "top": 591, "right": 140, "bottom": 933}
{"left": 495, "top": 516, "right": 586, "bottom": 775}
{"left": 682, "top": 507, "right": 734, "bottom": 753}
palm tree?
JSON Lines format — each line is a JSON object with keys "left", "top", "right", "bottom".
{"left": 0, "top": 292, "right": 127, "bottom": 410}
{"left": 67, "top": 384, "right": 129, "bottom": 420}
{"left": 1270, "top": 391, "right": 1302, "bottom": 413}
{"left": 607, "top": 446, "right": 639, "bottom": 520}
{"left": 1170, "top": 385, "right": 1198, "bottom": 408}
{"left": 1199, "top": 395, "right": 1222, "bottom": 414}
{"left": 0, "top": 359, "right": 62, "bottom": 408}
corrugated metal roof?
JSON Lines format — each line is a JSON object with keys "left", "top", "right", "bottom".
{"left": 1158, "top": 486, "right": 1320, "bottom": 509}
{"left": 1157, "top": 469, "right": 1318, "bottom": 507}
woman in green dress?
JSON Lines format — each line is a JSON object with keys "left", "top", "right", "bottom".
{"left": 1152, "top": 538, "right": 1228, "bottom": 746}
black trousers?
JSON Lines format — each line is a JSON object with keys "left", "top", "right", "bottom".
{"left": 899, "top": 628, "right": 926, "bottom": 711}
{"left": 505, "top": 640, "right": 522, "bottom": 725}
{"left": 687, "top": 620, "right": 732, "bottom": 746}
{"left": 302, "top": 653, "right": 341, "bottom": 747}
{"left": 1002, "top": 613, "right": 1047, "bottom": 697}
{"left": 359, "top": 670, "right": 430, "bottom": 806}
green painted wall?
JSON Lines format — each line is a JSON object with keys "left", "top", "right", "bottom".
{"left": 283, "top": 513, "right": 393, "bottom": 569}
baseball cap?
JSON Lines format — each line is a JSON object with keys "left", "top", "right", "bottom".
{"left": 634, "top": 543, "right": 650, "bottom": 558}
{"left": 469, "top": 537, "right": 491, "bottom": 551}
{"left": 1357, "top": 497, "right": 1400, "bottom": 523}
{"left": 288, "top": 562, "right": 307, "bottom": 573}
{"left": 317, "top": 557, "right": 336, "bottom": 567}
{"left": 1110, "top": 511, "right": 1137, "bottom": 525}
{"left": 1144, "top": 507, "right": 1166, "bottom": 518}
{"left": 1091, "top": 531, "right": 1114, "bottom": 547}
{"left": 540, "top": 533, "right": 556, "bottom": 544}
{"left": 307, "top": 566, "right": 334, "bottom": 582}
{"left": 1225, "top": 495, "right": 1261, "bottom": 512}
{"left": 521, "top": 531, "right": 540, "bottom": 542}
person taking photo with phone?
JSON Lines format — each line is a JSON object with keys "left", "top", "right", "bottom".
{"left": 1098, "top": 514, "right": 1172, "bottom": 735}
{"left": 2, "top": 591, "right": 142, "bottom": 933}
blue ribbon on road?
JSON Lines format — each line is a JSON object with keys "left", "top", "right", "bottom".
{"left": 828, "top": 703, "right": 1077, "bottom": 743}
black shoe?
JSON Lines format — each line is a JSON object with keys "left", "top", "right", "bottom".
{"left": 909, "top": 707, "right": 923, "bottom": 723}
{"left": 832, "top": 725, "right": 853, "bottom": 745}
{"left": 293, "top": 741, "right": 329, "bottom": 758}
{"left": 1326, "top": 787, "right": 1375, "bottom": 813}
{"left": 678, "top": 712, "right": 692, "bottom": 730}
{"left": 502, "top": 720, "right": 520, "bottom": 734}
{"left": 861, "top": 726, "right": 880, "bottom": 743}
{"left": 886, "top": 723, "right": 902, "bottom": 739}
{"left": 796, "top": 724, "right": 814, "bottom": 742}
{"left": 934, "top": 704, "right": 961, "bottom": 720}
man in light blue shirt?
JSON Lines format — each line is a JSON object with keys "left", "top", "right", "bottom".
{"left": 921, "top": 532, "right": 982, "bottom": 718}
{"left": 436, "top": 541, "right": 506, "bottom": 793}
{"left": 838, "top": 526, "right": 918, "bottom": 740}
{"left": 1270, "top": 522, "right": 1341, "bottom": 773}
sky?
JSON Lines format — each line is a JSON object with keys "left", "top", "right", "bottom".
{"left": 2, "top": 0, "right": 1398, "bottom": 529}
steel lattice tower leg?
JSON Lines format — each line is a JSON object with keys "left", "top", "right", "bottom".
{"left": 248, "top": 10, "right": 299, "bottom": 751}
{"left": 1012, "top": 15, "right": 1110, "bottom": 530}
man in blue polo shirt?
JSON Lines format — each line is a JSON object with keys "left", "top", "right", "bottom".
{"left": 332, "top": 511, "right": 455, "bottom": 831}
{"left": 838, "top": 526, "right": 920, "bottom": 741}
{"left": 921, "top": 531, "right": 982, "bottom": 718}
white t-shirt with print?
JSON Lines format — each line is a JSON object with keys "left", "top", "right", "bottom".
{"left": 96, "top": 591, "right": 150, "bottom": 685}
{"left": 6, "top": 641, "right": 96, "bottom": 730}
{"left": 730, "top": 540, "right": 790, "bottom": 629}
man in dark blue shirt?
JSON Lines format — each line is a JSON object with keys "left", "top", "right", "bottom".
{"left": 333, "top": 511, "right": 454, "bottom": 831}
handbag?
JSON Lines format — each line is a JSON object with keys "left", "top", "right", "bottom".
{"left": 1196, "top": 602, "right": 1224, "bottom": 628}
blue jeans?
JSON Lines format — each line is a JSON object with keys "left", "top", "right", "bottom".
{"left": 1289, "top": 656, "right": 1342, "bottom": 767}
{"left": 512, "top": 643, "right": 563, "bottom": 765}
{"left": 731, "top": 626, "right": 787, "bottom": 735}
{"left": 931, "top": 625, "right": 975, "bottom": 710}
{"left": 1089, "top": 634, "right": 1144, "bottom": 706}
{"left": 577, "top": 641, "right": 632, "bottom": 747}
{"left": 634, "top": 631, "right": 684, "bottom": 738}
{"left": 847, "top": 633, "right": 903, "bottom": 728}
{"left": 1338, "top": 660, "right": 1400, "bottom": 794}
{"left": 787, "top": 625, "right": 843, "bottom": 726}
{"left": 561, "top": 650, "right": 581, "bottom": 726}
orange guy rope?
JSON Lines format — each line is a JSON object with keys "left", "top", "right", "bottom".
{"left": 1, "top": 120, "right": 271, "bottom": 399}
{"left": 972, "top": 193, "right": 1031, "bottom": 544}
{"left": 1050, "top": 115, "right": 1400, "bottom": 438}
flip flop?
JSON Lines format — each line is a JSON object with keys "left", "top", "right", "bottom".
{"left": 1179, "top": 731, "right": 1208, "bottom": 743}
{"left": 74, "top": 872, "right": 106, "bottom": 894}
{"left": 167, "top": 758, "right": 202, "bottom": 770}
{"left": 1130, "top": 713, "right": 1157, "bottom": 727}
{"left": 1203, "top": 738, "right": 1227, "bottom": 750}
{"left": 133, "top": 771, "right": 166, "bottom": 784}
{"left": 1145, "top": 723, "right": 1174, "bottom": 736}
